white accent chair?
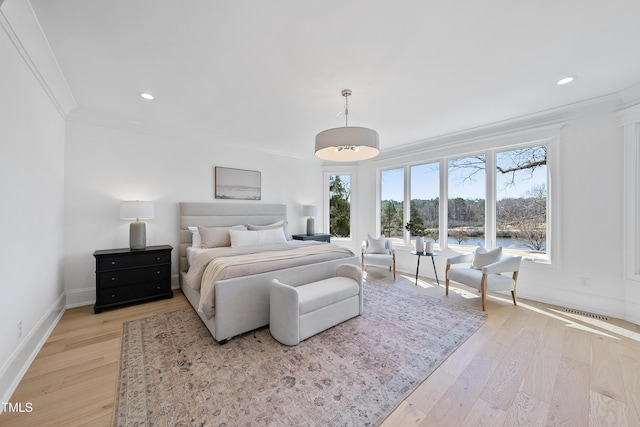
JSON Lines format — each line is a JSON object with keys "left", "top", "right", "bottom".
{"left": 361, "top": 234, "right": 396, "bottom": 280}
{"left": 445, "top": 247, "right": 522, "bottom": 311}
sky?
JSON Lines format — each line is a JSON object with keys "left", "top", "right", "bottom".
{"left": 381, "top": 159, "right": 547, "bottom": 202}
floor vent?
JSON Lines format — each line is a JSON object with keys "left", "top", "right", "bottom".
{"left": 564, "top": 308, "right": 608, "bottom": 321}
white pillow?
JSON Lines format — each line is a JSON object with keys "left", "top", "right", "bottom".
{"left": 366, "top": 234, "right": 387, "bottom": 254}
{"left": 197, "top": 225, "right": 247, "bottom": 248}
{"left": 247, "top": 220, "right": 292, "bottom": 241}
{"left": 188, "top": 226, "right": 202, "bottom": 248}
{"left": 229, "top": 227, "right": 287, "bottom": 248}
{"left": 471, "top": 246, "right": 502, "bottom": 270}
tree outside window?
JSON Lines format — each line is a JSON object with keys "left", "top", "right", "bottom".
{"left": 329, "top": 175, "right": 351, "bottom": 237}
{"left": 496, "top": 146, "right": 547, "bottom": 254}
{"left": 409, "top": 163, "right": 439, "bottom": 245}
{"left": 380, "top": 168, "right": 404, "bottom": 239}
{"left": 448, "top": 155, "right": 486, "bottom": 248}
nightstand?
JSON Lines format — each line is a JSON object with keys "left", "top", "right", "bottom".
{"left": 93, "top": 245, "right": 173, "bottom": 313}
{"left": 292, "top": 233, "right": 331, "bottom": 243}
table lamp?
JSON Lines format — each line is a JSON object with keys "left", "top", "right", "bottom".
{"left": 303, "top": 205, "right": 318, "bottom": 236}
{"left": 120, "top": 201, "right": 154, "bottom": 249}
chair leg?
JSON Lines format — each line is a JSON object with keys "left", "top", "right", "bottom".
{"left": 480, "top": 274, "right": 488, "bottom": 311}
{"left": 445, "top": 265, "right": 450, "bottom": 296}
{"left": 511, "top": 271, "right": 519, "bottom": 306}
{"left": 392, "top": 254, "right": 396, "bottom": 280}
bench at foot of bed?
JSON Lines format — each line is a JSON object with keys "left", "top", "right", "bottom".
{"left": 269, "top": 264, "right": 363, "bottom": 346}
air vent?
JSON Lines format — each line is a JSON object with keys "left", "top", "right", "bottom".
{"left": 564, "top": 308, "right": 608, "bottom": 321}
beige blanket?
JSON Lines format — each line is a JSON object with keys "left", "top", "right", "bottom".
{"left": 189, "top": 242, "right": 354, "bottom": 319}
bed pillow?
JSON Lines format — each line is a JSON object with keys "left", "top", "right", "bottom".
{"left": 247, "top": 220, "right": 292, "bottom": 240}
{"left": 366, "top": 234, "right": 387, "bottom": 254}
{"left": 471, "top": 246, "right": 502, "bottom": 270}
{"left": 188, "top": 226, "right": 202, "bottom": 248}
{"left": 198, "top": 225, "right": 247, "bottom": 248}
{"left": 230, "top": 227, "right": 288, "bottom": 248}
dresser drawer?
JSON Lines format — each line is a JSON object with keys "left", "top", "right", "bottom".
{"left": 99, "top": 281, "right": 171, "bottom": 306}
{"left": 98, "top": 251, "right": 170, "bottom": 271}
{"left": 99, "top": 265, "right": 170, "bottom": 288}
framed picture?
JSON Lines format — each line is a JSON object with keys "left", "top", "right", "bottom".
{"left": 215, "top": 167, "right": 261, "bottom": 200}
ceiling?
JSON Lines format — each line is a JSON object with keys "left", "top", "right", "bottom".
{"left": 29, "top": 0, "right": 640, "bottom": 159}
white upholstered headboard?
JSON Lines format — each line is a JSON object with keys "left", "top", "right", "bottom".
{"left": 178, "top": 202, "right": 287, "bottom": 273}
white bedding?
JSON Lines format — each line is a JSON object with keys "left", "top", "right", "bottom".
{"left": 185, "top": 241, "right": 354, "bottom": 319}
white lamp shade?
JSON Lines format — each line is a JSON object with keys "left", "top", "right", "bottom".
{"left": 303, "top": 205, "right": 318, "bottom": 217}
{"left": 315, "top": 127, "right": 379, "bottom": 162}
{"left": 120, "top": 201, "right": 155, "bottom": 220}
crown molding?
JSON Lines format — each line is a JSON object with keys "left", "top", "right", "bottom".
{"left": 375, "top": 93, "right": 621, "bottom": 163}
{"left": 0, "top": 0, "right": 76, "bottom": 117}
{"left": 619, "top": 82, "right": 640, "bottom": 108}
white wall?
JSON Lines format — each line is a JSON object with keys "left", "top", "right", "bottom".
{"left": 0, "top": 12, "right": 66, "bottom": 401}
{"left": 354, "top": 105, "right": 636, "bottom": 322}
{"left": 63, "top": 121, "right": 324, "bottom": 305}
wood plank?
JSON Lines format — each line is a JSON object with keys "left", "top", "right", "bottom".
{"left": 545, "top": 356, "right": 590, "bottom": 426}
{"left": 589, "top": 390, "right": 630, "bottom": 426}
{"left": 590, "top": 333, "right": 627, "bottom": 403}
{"left": 502, "top": 390, "right": 549, "bottom": 427}
{"left": 479, "top": 328, "right": 539, "bottom": 411}
{"left": 460, "top": 398, "right": 507, "bottom": 426}
{"left": 520, "top": 316, "right": 565, "bottom": 404}
{"left": 419, "top": 353, "right": 500, "bottom": 426}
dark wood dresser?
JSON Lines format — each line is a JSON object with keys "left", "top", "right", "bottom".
{"left": 93, "top": 245, "right": 173, "bottom": 313}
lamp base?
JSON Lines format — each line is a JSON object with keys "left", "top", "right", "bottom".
{"left": 130, "top": 222, "right": 146, "bottom": 250}
{"left": 306, "top": 217, "right": 315, "bottom": 236}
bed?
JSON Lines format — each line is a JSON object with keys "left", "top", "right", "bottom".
{"left": 178, "top": 202, "right": 359, "bottom": 342}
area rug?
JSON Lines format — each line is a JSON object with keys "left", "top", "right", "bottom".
{"left": 113, "top": 277, "right": 486, "bottom": 426}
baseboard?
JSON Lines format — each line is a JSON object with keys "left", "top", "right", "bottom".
{"left": 0, "top": 293, "right": 66, "bottom": 411}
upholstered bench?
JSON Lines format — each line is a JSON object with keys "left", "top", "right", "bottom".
{"left": 269, "top": 264, "right": 363, "bottom": 346}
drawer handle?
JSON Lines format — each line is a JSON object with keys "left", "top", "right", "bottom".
{"left": 156, "top": 271, "right": 161, "bottom": 275}
{"left": 156, "top": 286, "right": 161, "bottom": 290}
{"left": 111, "top": 277, "right": 116, "bottom": 281}
{"left": 111, "top": 294, "right": 116, "bottom": 298}
{"left": 156, "top": 257, "right": 161, "bottom": 261}
{"left": 111, "top": 261, "right": 117, "bottom": 265}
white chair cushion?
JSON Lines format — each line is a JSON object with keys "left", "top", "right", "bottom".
{"left": 363, "top": 253, "right": 394, "bottom": 268}
{"left": 297, "top": 277, "right": 360, "bottom": 315}
{"left": 366, "top": 234, "right": 387, "bottom": 254}
{"left": 447, "top": 268, "right": 515, "bottom": 292}
{"left": 471, "top": 246, "right": 502, "bottom": 269}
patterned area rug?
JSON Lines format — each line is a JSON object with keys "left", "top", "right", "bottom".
{"left": 113, "top": 276, "right": 486, "bottom": 426}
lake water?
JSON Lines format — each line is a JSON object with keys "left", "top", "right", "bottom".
{"left": 446, "top": 237, "right": 533, "bottom": 250}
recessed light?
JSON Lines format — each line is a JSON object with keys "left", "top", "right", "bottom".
{"left": 139, "top": 92, "right": 154, "bottom": 100}
{"left": 556, "top": 77, "right": 575, "bottom": 85}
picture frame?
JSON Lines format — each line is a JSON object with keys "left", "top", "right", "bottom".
{"left": 215, "top": 167, "right": 261, "bottom": 200}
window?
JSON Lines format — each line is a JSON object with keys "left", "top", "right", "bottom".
{"left": 380, "top": 168, "right": 404, "bottom": 242}
{"left": 329, "top": 174, "right": 351, "bottom": 238}
{"left": 409, "top": 162, "right": 440, "bottom": 247}
{"left": 496, "top": 146, "right": 547, "bottom": 256}
{"left": 448, "top": 155, "right": 486, "bottom": 250}
{"left": 377, "top": 131, "right": 556, "bottom": 264}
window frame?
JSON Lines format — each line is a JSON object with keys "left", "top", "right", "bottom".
{"left": 376, "top": 125, "right": 560, "bottom": 266}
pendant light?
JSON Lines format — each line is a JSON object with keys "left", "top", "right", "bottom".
{"left": 314, "top": 89, "right": 379, "bottom": 162}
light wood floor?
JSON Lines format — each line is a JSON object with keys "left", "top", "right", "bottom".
{"left": 1, "top": 275, "right": 639, "bottom": 426}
